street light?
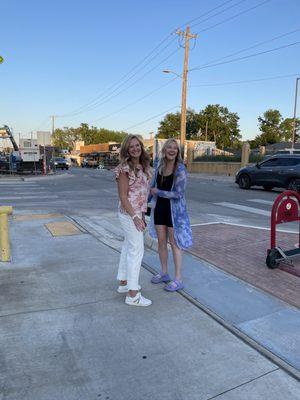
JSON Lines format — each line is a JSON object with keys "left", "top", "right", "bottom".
{"left": 292, "top": 77, "right": 300, "bottom": 149}
{"left": 162, "top": 70, "right": 182, "bottom": 79}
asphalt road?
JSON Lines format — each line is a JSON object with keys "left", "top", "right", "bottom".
{"left": 0, "top": 167, "right": 296, "bottom": 231}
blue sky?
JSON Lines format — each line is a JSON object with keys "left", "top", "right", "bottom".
{"left": 1, "top": 0, "right": 300, "bottom": 141}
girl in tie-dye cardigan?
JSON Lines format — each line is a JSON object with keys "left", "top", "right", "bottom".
{"left": 148, "top": 139, "right": 192, "bottom": 291}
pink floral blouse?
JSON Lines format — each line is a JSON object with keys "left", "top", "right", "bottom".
{"left": 115, "top": 163, "right": 150, "bottom": 214}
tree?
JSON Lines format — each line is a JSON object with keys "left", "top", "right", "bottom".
{"left": 157, "top": 105, "right": 241, "bottom": 148}
{"left": 256, "top": 109, "right": 283, "bottom": 145}
{"left": 157, "top": 111, "right": 181, "bottom": 139}
{"left": 280, "top": 117, "right": 300, "bottom": 142}
{"left": 52, "top": 127, "right": 81, "bottom": 151}
{"left": 196, "top": 104, "right": 241, "bottom": 148}
{"left": 252, "top": 109, "right": 300, "bottom": 147}
{"left": 52, "top": 123, "right": 128, "bottom": 150}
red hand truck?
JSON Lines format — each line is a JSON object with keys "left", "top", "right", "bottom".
{"left": 266, "top": 190, "right": 300, "bottom": 269}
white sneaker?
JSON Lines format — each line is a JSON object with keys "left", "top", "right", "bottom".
{"left": 125, "top": 292, "right": 152, "bottom": 307}
{"left": 117, "top": 284, "right": 141, "bottom": 293}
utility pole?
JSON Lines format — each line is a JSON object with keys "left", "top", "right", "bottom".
{"left": 176, "top": 26, "right": 197, "bottom": 157}
{"left": 292, "top": 77, "right": 300, "bottom": 149}
{"left": 51, "top": 115, "right": 56, "bottom": 174}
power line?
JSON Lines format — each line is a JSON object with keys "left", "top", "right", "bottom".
{"left": 32, "top": 117, "right": 50, "bottom": 132}
{"left": 58, "top": 36, "right": 178, "bottom": 118}
{"left": 191, "top": 27, "right": 300, "bottom": 70}
{"left": 124, "top": 105, "right": 180, "bottom": 132}
{"left": 189, "top": 73, "right": 300, "bottom": 87}
{"left": 191, "top": 40, "right": 300, "bottom": 71}
{"left": 190, "top": 0, "right": 248, "bottom": 29}
{"left": 176, "top": 0, "right": 237, "bottom": 29}
{"left": 194, "top": 0, "right": 272, "bottom": 34}
{"left": 58, "top": 47, "right": 181, "bottom": 121}
{"left": 90, "top": 77, "right": 179, "bottom": 124}
{"left": 56, "top": 1, "right": 256, "bottom": 120}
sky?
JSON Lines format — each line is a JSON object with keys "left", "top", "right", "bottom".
{"left": 1, "top": 0, "right": 300, "bottom": 141}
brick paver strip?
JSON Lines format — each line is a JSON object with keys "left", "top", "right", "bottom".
{"left": 190, "top": 224, "right": 300, "bottom": 309}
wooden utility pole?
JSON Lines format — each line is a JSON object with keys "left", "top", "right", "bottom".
{"left": 292, "top": 77, "right": 300, "bottom": 149}
{"left": 51, "top": 115, "right": 55, "bottom": 136}
{"left": 176, "top": 26, "right": 197, "bottom": 155}
{"left": 51, "top": 115, "right": 56, "bottom": 173}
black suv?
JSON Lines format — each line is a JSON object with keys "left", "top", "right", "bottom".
{"left": 235, "top": 155, "right": 300, "bottom": 191}
{"left": 53, "top": 157, "right": 69, "bottom": 170}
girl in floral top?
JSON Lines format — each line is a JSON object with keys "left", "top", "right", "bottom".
{"left": 115, "top": 135, "right": 152, "bottom": 307}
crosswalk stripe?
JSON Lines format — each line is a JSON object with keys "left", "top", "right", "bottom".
{"left": 0, "top": 182, "right": 39, "bottom": 185}
{"left": 0, "top": 195, "right": 58, "bottom": 200}
{"left": 0, "top": 192, "right": 50, "bottom": 195}
{"left": 247, "top": 199, "right": 274, "bottom": 205}
{"left": 214, "top": 202, "right": 271, "bottom": 216}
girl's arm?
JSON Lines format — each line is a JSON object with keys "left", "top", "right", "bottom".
{"left": 117, "top": 172, "right": 145, "bottom": 231}
{"left": 156, "top": 167, "right": 186, "bottom": 200}
{"left": 117, "top": 172, "right": 136, "bottom": 217}
{"left": 148, "top": 170, "right": 157, "bottom": 202}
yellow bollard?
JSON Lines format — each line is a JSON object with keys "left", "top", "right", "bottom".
{"left": 0, "top": 206, "right": 13, "bottom": 262}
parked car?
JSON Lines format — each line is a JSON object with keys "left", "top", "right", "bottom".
{"left": 87, "top": 158, "right": 99, "bottom": 168}
{"left": 53, "top": 157, "right": 69, "bottom": 170}
{"left": 81, "top": 158, "right": 88, "bottom": 168}
{"left": 235, "top": 154, "right": 300, "bottom": 191}
{"left": 81, "top": 157, "right": 99, "bottom": 168}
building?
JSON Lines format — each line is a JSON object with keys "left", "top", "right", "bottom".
{"left": 37, "top": 131, "right": 52, "bottom": 146}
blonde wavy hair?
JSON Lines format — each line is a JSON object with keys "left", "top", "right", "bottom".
{"left": 119, "top": 134, "right": 150, "bottom": 174}
{"left": 158, "top": 138, "right": 182, "bottom": 176}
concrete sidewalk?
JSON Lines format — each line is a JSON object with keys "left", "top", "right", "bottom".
{"left": 0, "top": 211, "right": 299, "bottom": 399}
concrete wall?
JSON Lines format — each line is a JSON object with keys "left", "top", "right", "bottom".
{"left": 187, "top": 161, "right": 241, "bottom": 176}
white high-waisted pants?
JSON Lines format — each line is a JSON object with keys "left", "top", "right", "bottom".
{"left": 117, "top": 212, "right": 144, "bottom": 290}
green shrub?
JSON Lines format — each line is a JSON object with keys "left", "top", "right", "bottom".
{"left": 249, "top": 154, "right": 264, "bottom": 163}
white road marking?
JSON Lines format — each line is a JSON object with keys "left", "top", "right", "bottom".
{"left": 0, "top": 195, "right": 58, "bottom": 200}
{"left": 0, "top": 182, "right": 39, "bottom": 185}
{"left": 214, "top": 202, "right": 271, "bottom": 216}
{"left": 191, "top": 221, "right": 297, "bottom": 233}
{"left": 247, "top": 199, "right": 274, "bottom": 205}
{"left": 0, "top": 192, "right": 50, "bottom": 195}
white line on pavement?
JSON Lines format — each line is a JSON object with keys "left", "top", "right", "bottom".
{"left": 214, "top": 202, "right": 271, "bottom": 216}
{"left": 0, "top": 195, "right": 58, "bottom": 200}
{"left": 0, "top": 192, "right": 50, "bottom": 195}
{"left": 247, "top": 199, "right": 274, "bottom": 205}
{"left": 0, "top": 182, "right": 39, "bottom": 185}
{"left": 191, "top": 221, "right": 297, "bottom": 233}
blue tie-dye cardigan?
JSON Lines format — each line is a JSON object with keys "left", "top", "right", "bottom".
{"left": 148, "top": 162, "right": 193, "bottom": 250}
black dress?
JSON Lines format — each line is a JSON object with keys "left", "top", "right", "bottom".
{"left": 154, "top": 172, "right": 173, "bottom": 227}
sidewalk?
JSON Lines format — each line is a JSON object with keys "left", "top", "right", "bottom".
{"left": 0, "top": 211, "right": 299, "bottom": 399}
{"left": 188, "top": 172, "right": 236, "bottom": 182}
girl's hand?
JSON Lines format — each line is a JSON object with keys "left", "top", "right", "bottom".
{"left": 133, "top": 216, "right": 146, "bottom": 232}
{"left": 142, "top": 213, "right": 147, "bottom": 227}
{"left": 150, "top": 187, "right": 158, "bottom": 196}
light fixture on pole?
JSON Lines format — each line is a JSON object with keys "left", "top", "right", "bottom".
{"left": 292, "top": 77, "right": 300, "bottom": 149}
{"left": 163, "top": 69, "right": 185, "bottom": 149}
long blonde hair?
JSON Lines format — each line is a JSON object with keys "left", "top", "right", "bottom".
{"left": 119, "top": 134, "right": 150, "bottom": 174}
{"left": 158, "top": 138, "right": 182, "bottom": 176}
